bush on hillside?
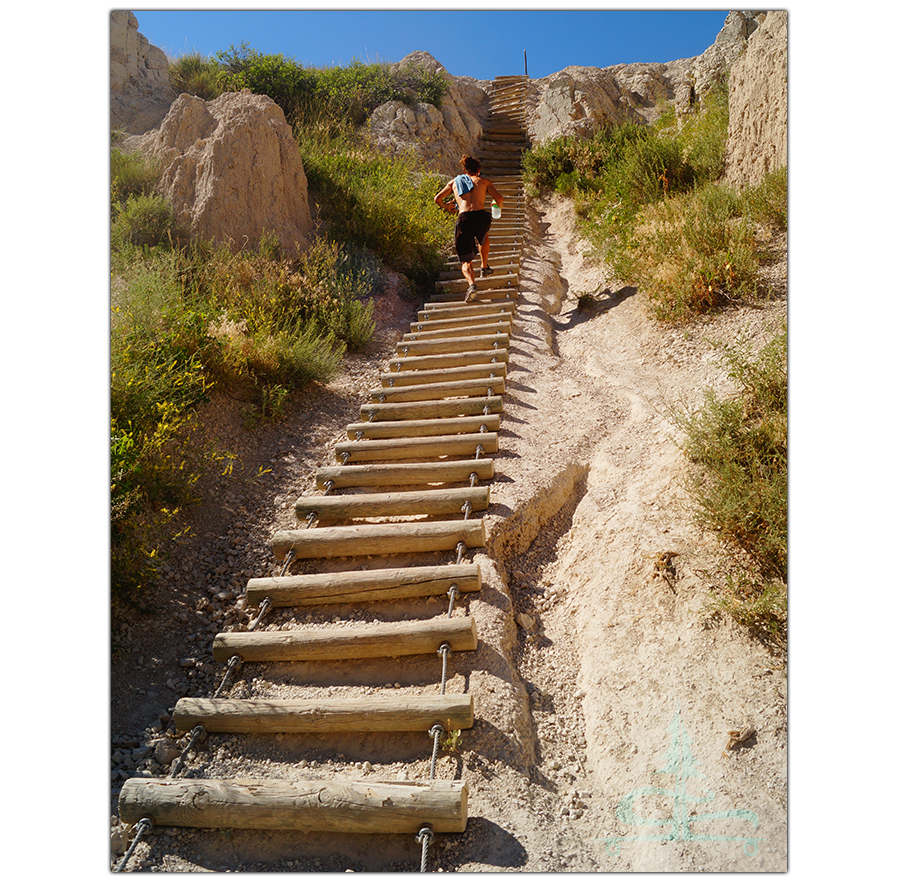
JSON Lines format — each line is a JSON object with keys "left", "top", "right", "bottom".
{"left": 168, "top": 50, "right": 223, "bottom": 100}
{"left": 213, "top": 43, "right": 448, "bottom": 124}
{"left": 673, "top": 326, "right": 787, "bottom": 643}
{"left": 111, "top": 148, "right": 162, "bottom": 207}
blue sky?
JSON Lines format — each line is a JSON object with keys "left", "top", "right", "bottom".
{"left": 132, "top": 7, "right": 730, "bottom": 82}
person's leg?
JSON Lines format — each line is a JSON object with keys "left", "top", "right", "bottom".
{"left": 456, "top": 212, "right": 479, "bottom": 300}
{"left": 479, "top": 234, "right": 492, "bottom": 276}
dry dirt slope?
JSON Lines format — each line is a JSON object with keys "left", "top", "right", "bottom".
{"left": 109, "top": 193, "right": 787, "bottom": 873}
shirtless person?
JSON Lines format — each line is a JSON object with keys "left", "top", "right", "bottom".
{"left": 434, "top": 155, "right": 503, "bottom": 301}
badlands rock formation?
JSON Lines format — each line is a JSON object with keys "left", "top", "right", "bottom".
{"left": 522, "top": 11, "right": 767, "bottom": 144}
{"left": 110, "top": 10, "right": 176, "bottom": 135}
{"left": 367, "top": 51, "right": 491, "bottom": 177}
{"left": 123, "top": 92, "right": 314, "bottom": 255}
{"left": 725, "top": 11, "right": 788, "bottom": 185}
{"left": 111, "top": 9, "right": 786, "bottom": 256}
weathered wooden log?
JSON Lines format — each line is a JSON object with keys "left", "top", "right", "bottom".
{"left": 427, "top": 288, "right": 518, "bottom": 305}
{"left": 381, "top": 363, "right": 507, "bottom": 388}
{"left": 173, "top": 693, "right": 474, "bottom": 734}
{"left": 316, "top": 458, "right": 494, "bottom": 490}
{"left": 119, "top": 777, "right": 468, "bottom": 833}
{"left": 271, "top": 519, "right": 485, "bottom": 561}
{"left": 334, "top": 432, "right": 498, "bottom": 463}
{"left": 359, "top": 396, "right": 503, "bottom": 422}
{"left": 213, "top": 616, "right": 477, "bottom": 663}
{"left": 396, "top": 333, "right": 508, "bottom": 356}
{"left": 388, "top": 350, "right": 508, "bottom": 373}
{"left": 369, "top": 377, "right": 505, "bottom": 403}
{"left": 294, "top": 485, "right": 489, "bottom": 522}
{"left": 402, "top": 321, "right": 511, "bottom": 341}
{"left": 408, "top": 314, "right": 512, "bottom": 335}
{"left": 440, "top": 273, "right": 518, "bottom": 294}
{"left": 439, "top": 265, "right": 518, "bottom": 282}
{"left": 245, "top": 562, "right": 481, "bottom": 607}
{"left": 345, "top": 414, "right": 501, "bottom": 440}
{"left": 417, "top": 301, "right": 515, "bottom": 320}
{"left": 445, "top": 254, "right": 518, "bottom": 271}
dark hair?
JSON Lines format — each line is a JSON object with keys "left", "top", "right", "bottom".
{"left": 461, "top": 155, "right": 481, "bottom": 174}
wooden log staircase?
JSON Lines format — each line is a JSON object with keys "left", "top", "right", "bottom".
{"left": 117, "top": 74, "right": 530, "bottom": 863}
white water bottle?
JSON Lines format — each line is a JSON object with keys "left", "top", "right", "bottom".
{"left": 491, "top": 202, "right": 501, "bottom": 219}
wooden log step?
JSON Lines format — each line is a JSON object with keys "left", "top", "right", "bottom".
{"left": 396, "top": 333, "right": 509, "bottom": 356}
{"left": 360, "top": 396, "right": 502, "bottom": 422}
{"left": 335, "top": 432, "right": 498, "bottom": 462}
{"left": 369, "top": 377, "right": 505, "bottom": 403}
{"left": 270, "top": 519, "right": 485, "bottom": 561}
{"left": 408, "top": 314, "right": 512, "bottom": 335}
{"left": 428, "top": 290, "right": 517, "bottom": 305}
{"left": 417, "top": 301, "right": 515, "bottom": 320}
{"left": 316, "top": 459, "right": 494, "bottom": 490}
{"left": 403, "top": 316, "right": 512, "bottom": 341}
{"left": 447, "top": 249, "right": 519, "bottom": 265}
{"left": 486, "top": 112, "right": 525, "bottom": 121}
{"left": 245, "top": 562, "right": 481, "bottom": 608}
{"left": 403, "top": 320, "right": 511, "bottom": 339}
{"left": 294, "top": 485, "right": 490, "bottom": 523}
{"left": 440, "top": 264, "right": 518, "bottom": 280}
{"left": 119, "top": 777, "right": 468, "bottom": 834}
{"left": 388, "top": 350, "right": 508, "bottom": 372}
{"left": 346, "top": 413, "right": 500, "bottom": 440}
{"left": 381, "top": 363, "right": 506, "bottom": 388}
{"left": 173, "top": 693, "right": 475, "bottom": 734}
{"left": 213, "top": 616, "right": 478, "bottom": 663}
{"left": 478, "top": 233, "right": 522, "bottom": 243}
{"left": 440, "top": 273, "right": 517, "bottom": 293}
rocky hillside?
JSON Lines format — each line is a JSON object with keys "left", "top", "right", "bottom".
{"left": 111, "top": 10, "right": 786, "bottom": 260}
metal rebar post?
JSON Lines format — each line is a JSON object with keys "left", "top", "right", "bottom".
{"left": 279, "top": 548, "right": 296, "bottom": 576}
{"left": 416, "top": 826, "right": 434, "bottom": 873}
{"left": 170, "top": 725, "right": 206, "bottom": 778}
{"left": 247, "top": 597, "right": 272, "bottom": 632}
{"left": 438, "top": 643, "right": 451, "bottom": 694}
{"left": 213, "top": 655, "right": 242, "bottom": 699}
{"left": 114, "top": 817, "right": 153, "bottom": 872}
{"left": 428, "top": 725, "right": 445, "bottom": 779}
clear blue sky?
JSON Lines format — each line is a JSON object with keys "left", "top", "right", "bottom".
{"left": 132, "top": 7, "right": 729, "bottom": 82}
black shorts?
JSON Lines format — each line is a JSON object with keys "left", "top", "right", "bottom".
{"left": 455, "top": 210, "right": 492, "bottom": 263}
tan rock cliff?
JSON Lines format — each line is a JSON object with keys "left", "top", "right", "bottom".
{"left": 725, "top": 11, "right": 788, "bottom": 185}
{"left": 124, "top": 91, "right": 314, "bottom": 255}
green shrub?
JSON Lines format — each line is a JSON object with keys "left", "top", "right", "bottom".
{"left": 111, "top": 149, "right": 162, "bottom": 208}
{"left": 744, "top": 166, "right": 788, "bottom": 233}
{"left": 216, "top": 43, "right": 316, "bottom": 117}
{"left": 112, "top": 193, "right": 180, "bottom": 248}
{"left": 213, "top": 45, "right": 448, "bottom": 125}
{"left": 618, "top": 182, "right": 758, "bottom": 324}
{"left": 674, "top": 326, "right": 787, "bottom": 643}
{"left": 168, "top": 51, "right": 223, "bottom": 100}
{"left": 678, "top": 76, "right": 730, "bottom": 183}
{"left": 675, "top": 326, "right": 787, "bottom": 578}
{"left": 299, "top": 128, "right": 452, "bottom": 287}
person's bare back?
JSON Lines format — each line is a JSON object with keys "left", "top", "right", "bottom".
{"left": 454, "top": 175, "right": 500, "bottom": 213}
